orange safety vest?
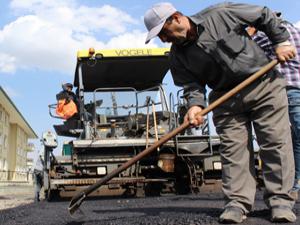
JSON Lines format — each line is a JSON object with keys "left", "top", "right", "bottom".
{"left": 55, "top": 99, "right": 78, "bottom": 119}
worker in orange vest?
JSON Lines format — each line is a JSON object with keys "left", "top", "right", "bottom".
{"left": 55, "top": 83, "right": 78, "bottom": 120}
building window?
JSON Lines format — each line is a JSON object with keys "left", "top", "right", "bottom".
{"left": 4, "top": 113, "right": 8, "bottom": 125}
{"left": 0, "top": 158, "right": 2, "bottom": 170}
{"left": 0, "top": 131, "right": 2, "bottom": 146}
{"left": 3, "top": 159, "right": 7, "bottom": 170}
{"left": 3, "top": 135, "right": 7, "bottom": 148}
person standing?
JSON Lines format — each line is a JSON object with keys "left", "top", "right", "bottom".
{"left": 248, "top": 15, "right": 300, "bottom": 200}
{"left": 144, "top": 2, "right": 296, "bottom": 223}
{"left": 33, "top": 152, "right": 44, "bottom": 202}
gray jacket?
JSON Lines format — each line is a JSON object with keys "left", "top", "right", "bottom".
{"left": 170, "top": 2, "right": 289, "bottom": 108}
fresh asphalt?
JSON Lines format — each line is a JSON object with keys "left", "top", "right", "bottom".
{"left": 0, "top": 186, "right": 299, "bottom": 225}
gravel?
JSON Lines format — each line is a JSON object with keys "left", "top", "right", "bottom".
{"left": 0, "top": 183, "right": 34, "bottom": 211}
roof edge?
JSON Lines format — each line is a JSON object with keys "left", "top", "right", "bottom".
{"left": 0, "top": 86, "right": 38, "bottom": 139}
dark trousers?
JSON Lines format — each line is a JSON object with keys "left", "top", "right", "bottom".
{"left": 34, "top": 173, "right": 43, "bottom": 201}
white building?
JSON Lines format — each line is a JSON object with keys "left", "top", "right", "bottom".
{"left": 0, "top": 86, "right": 37, "bottom": 181}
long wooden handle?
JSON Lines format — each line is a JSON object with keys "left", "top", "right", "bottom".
{"left": 68, "top": 59, "right": 278, "bottom": 215}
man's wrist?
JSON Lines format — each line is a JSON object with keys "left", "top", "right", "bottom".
{"left": 275, "top": 40, "right": 292, "bottom": 47}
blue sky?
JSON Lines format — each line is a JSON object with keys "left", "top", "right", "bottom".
{"left": 1, "top": 0, "right": 300, "bottom": 156}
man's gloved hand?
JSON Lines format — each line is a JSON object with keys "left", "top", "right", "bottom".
{"left": 275, "top": 42, "right": 296, "bottom": 62}
{"left": 184, "top": 105, "right": 204, "bottom": 126}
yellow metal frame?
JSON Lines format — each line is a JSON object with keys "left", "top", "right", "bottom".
{"left": 77, "top": 48, "right": 170, "bottom": 59}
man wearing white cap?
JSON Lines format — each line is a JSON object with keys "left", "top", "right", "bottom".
{"left": 144, "top": 2, "right": 296, "bottom": 224}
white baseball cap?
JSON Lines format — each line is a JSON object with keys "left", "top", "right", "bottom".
{"left": 144, "top": 2, "right": 177, "bottom": 44}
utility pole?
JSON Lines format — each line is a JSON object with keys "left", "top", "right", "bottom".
{"left": 111, "top": 92, "right": 118, "bottom": 115}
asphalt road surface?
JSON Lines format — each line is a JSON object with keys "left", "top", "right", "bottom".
{"left": 1, "top": 184, "right": 300, "bottom": 225}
